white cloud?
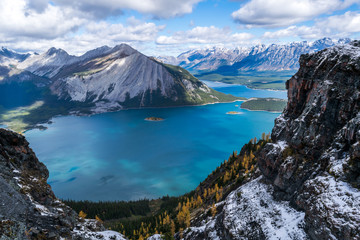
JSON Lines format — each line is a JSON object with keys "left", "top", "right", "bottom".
{"left": 318, "top": 11, "right": 360, "bottom": 34}
{"left": 52, "top": 0, "right": 203, "bottom": 19}
{"left": 0, "top": 0, "right": 202, "bottom": 41}
{"left": 263, "top": 26, "right": 322, "bottom": 39}
{"left": 74, "top": 18, "right": 166, "bottom": 49}
{"left": 263, "top": 11, "right": 360, "bottom": 39}
{"left": 232, "top": 0, "right": 358, "bottom": 28}
{"left": 0, "top": 17, "right": 165, "bottom": 55}
{"left": 156, "top": 26, "right": 254, "bottom": 45}
{"left": 0, "top": 0, "right": 85, "bottom": 40}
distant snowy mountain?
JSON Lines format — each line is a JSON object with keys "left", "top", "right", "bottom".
{"left": 0, "top": 47, "right": 44, "bottom": 84}
{"left": 17, "top": 47, "right": 78, "bottom": 78}
{"left": 0, "top": 47, "right": 30, "bottom": 64}
{"left": 159, "top": 38, "right": 351, "bottom": 73}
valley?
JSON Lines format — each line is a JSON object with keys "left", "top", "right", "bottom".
{"left": 0, "top": 45, "right": 241, "bottom": 132}
{"left": 1, "top": 42, "right": 360, "bottom": 240}
{"left": 25, "top": 84, "right": 280, "bottom": 201}
{"left": 1, "top": 0, "right": 359, "bottom": 239}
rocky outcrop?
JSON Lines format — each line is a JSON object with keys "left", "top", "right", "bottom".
{"left": 181, "top": 41, "right": 360, "bottom": 240}
{"left": 0, "top": 129, "right": 126, "bottom": 240}
{"left": 257, "top": 41, "right": 360, "bottom": 239}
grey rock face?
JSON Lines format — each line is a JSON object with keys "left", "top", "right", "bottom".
{"left": 0, "top": 129, "right": 126, "bottom": 240}
{"left": 0, "top": 129, "right": 77, "bottom": 239}
{"left": 258, "top": 41, "right": 360, "bottom": 239}
{"left": 178, "top": 41, "right": 360, "bottom": 240}
{"left": 15, "top": 44, "right": 234, "bottom": 113}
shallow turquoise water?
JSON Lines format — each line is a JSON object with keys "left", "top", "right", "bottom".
{"left": 25, "top": 85, "right": 285, "bottom": 201}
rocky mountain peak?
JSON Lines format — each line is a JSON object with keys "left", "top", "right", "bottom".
{"left": 0, "top": 47, "right": 30, "bottom": 62}
{"left": 111, "top": 43, "right": 138, "bottom": 56}
{"left": 80, "top": 45, "right": 112, "bottom": 61}
{"left": 45, "top": 47, "right": 69, "bottom": 56}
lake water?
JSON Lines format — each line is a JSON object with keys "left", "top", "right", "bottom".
{"left": 25, "top": 84, "right": 286, "bottom": 201}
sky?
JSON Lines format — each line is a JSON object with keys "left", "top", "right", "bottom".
{"left": 0, "top": 0, "right": 359, "bottom": 56}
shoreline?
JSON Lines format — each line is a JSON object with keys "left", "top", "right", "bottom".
{"left": 16, "top": 99, "right": 245, "bottom": 134}
{"left": 240, "top": 107, "right": 283, "bottom": 114}
{"left": 200, "top": 80, "right": 288, "bottom": 92}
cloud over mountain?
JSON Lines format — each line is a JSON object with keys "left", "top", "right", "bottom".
{"left": 232, "top": 0, "right": 358, "bottom": 28}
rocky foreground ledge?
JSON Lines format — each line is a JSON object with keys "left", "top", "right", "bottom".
{"left": 0, "top": 129, "right": 126, "bottom": 240}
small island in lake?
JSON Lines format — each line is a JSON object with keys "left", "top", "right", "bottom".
{"left": 145, "top": 117, "right": 164, "bottom": 121}
{"left": 241, "top": 98, "right": 287, "bottom": 112}
{"left": 226, "top": 111, "right": 242, "bottom": 115}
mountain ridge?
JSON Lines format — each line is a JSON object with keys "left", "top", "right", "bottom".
{"left": 16, "top": 43, "right": 239, "bottom": 111}
{"left": 0, "top": 44, "right": 240, "bottom": 132}
{"left": 158, "top": 37, "right": 351, "bottom": 73}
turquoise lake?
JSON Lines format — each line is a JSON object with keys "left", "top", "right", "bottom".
{"left": 25, "top": 83, "right": 287, "bottom": 201}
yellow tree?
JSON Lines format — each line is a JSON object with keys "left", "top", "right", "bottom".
{"left": 170, "top": 220, "right": 176, "bottom": 235}
{"left": 196, "top": 195, "right": 203, "bottom": 206}
{"left": 203, "top": 189, "right": 208, "bottom": 199}
{"left": 211, "top": 203, "right": 217, "bottom": 217}
{"left": 266, "top": 134, "right": 270, "bottom": 142}
{"left": 78, "top": 210, "right": 87, "bottom": 219}
{"left": 95, "top": 215, "right": 103, "bottom": 223}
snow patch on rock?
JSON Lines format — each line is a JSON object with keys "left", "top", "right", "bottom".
{"left": 223, "top": 177, "right": 307, "bottom": 240}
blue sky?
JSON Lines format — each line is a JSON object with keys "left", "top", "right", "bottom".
{"left": 0, "top": 0, "right": 359, "bottom": 56}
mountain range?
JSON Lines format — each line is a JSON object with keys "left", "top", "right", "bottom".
{"left": 0, "top": 44, "right": 238, "bottom": 131}
{"left": 1, "top": 41, "right": 359, "bottom": 239}
{"left": 159, "top": 37, "right": 351, "bottom": 74}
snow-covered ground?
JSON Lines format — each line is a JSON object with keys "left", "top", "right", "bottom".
{"left": 183, "top": 177, "right": 308, "bottom": 240}
{"left": 223, "top": 177, "right": 307, "bottom": 240}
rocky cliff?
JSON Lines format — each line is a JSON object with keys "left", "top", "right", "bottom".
{"left": 0, "top": 129, "right": 126, "bottom": 240}
{"left": 258, "top": 40, "right": 360, "bottom": 239}
{"left": 180, "top": 41, "right": 360, "bottom": 240}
